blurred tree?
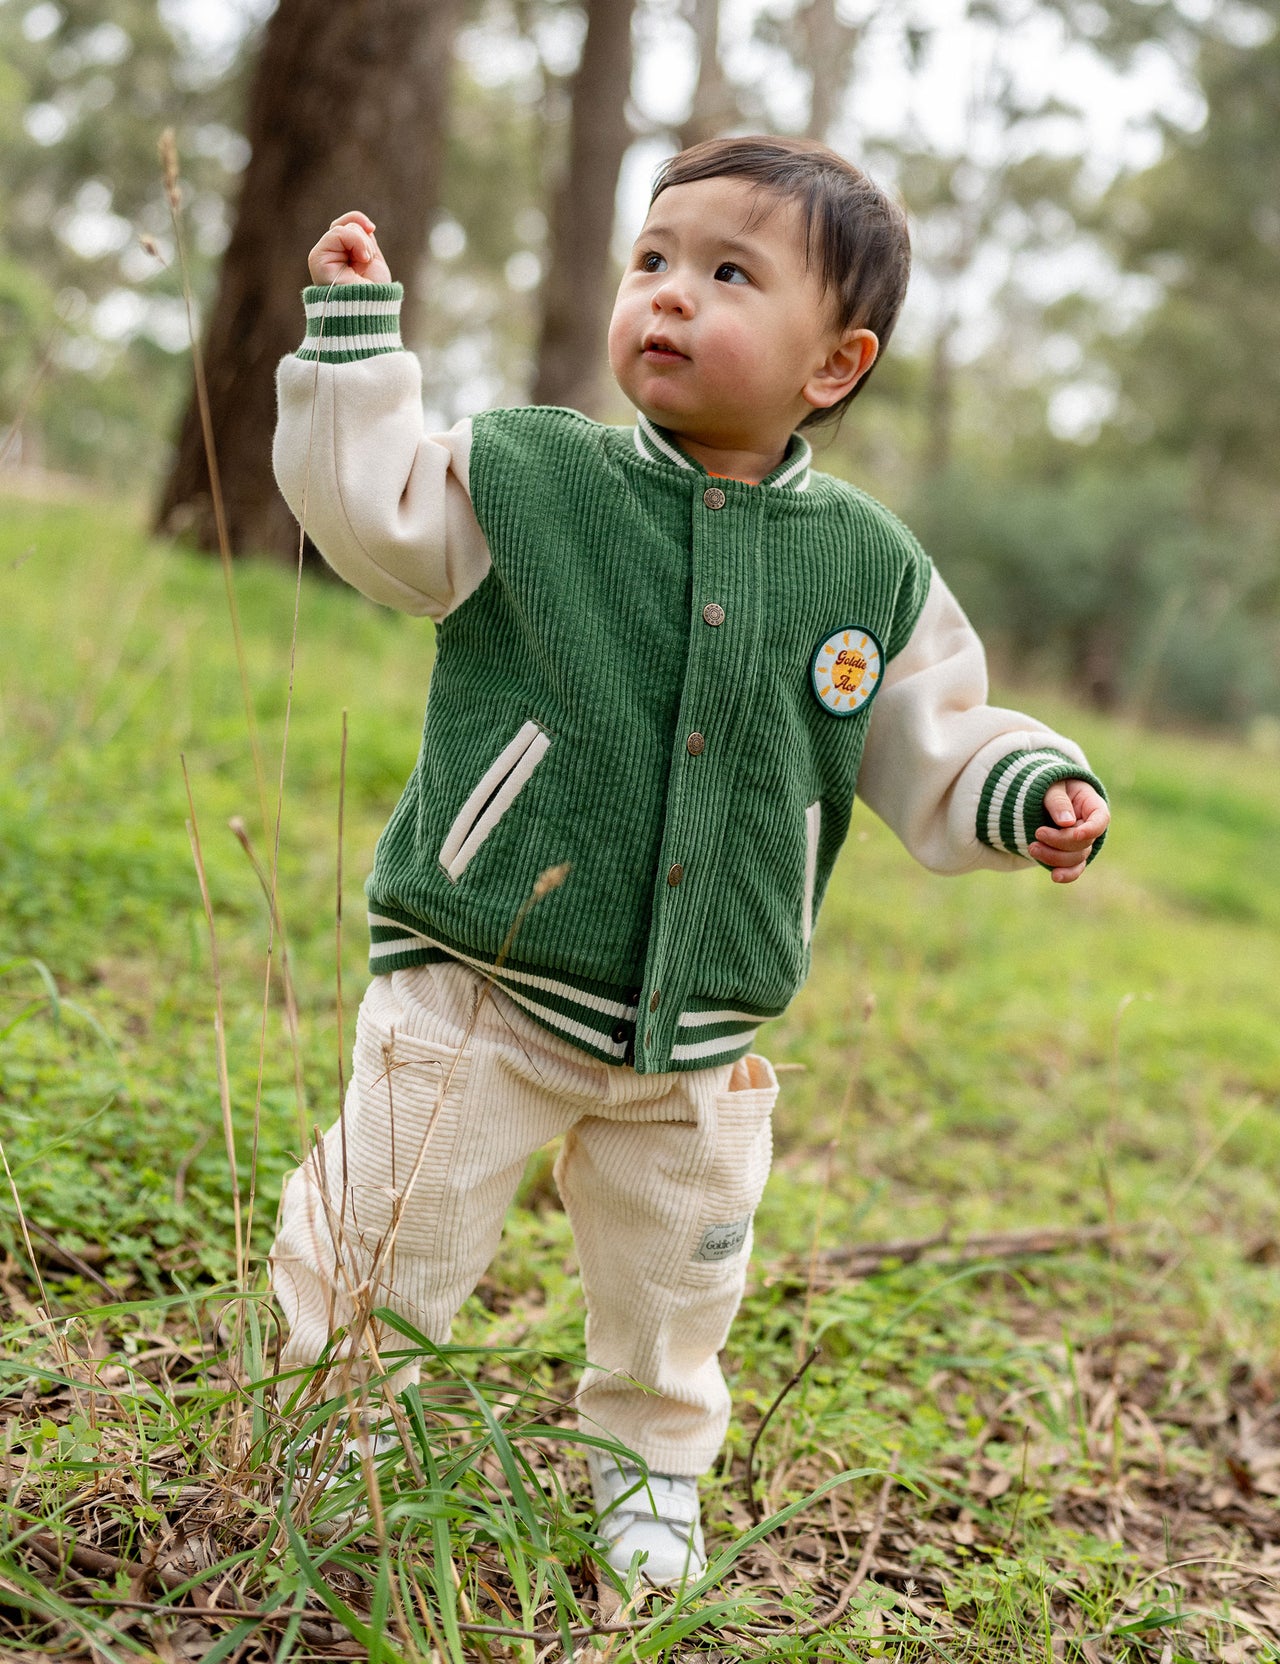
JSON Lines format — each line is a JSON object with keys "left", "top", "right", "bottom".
{"left": 678, "top": 0, "right": 741, "bottom": 149}
{"left": 798, "top": 0, "right": 861, "bottom": 142}
{"left": 0, "top": 0, "right": 253, "bottom": 478}
{"left": 1102, "top": 13, "right": 1280, "bottom": 521}
{"left": 156, "top": 0, "right": 461, "bottom": 562}
{"left": 413, "top": 65, "right": 548, "bottom": 425}
{"left": 413, "top": 0, "right": 600, "bottom": 426}
{"left": 1065, "top": 11, "right": 1280, "bottom": 724}
{"left": 750, "top": 0, "right": 863, "bottom": 142}
{"left": 531, "top": 0, "right": 639, "bottom": 413}
{"left": 897, "top": 143, "right": 1090, "bottom": 476}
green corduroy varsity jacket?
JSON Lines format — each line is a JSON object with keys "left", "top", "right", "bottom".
{"left": 273, "top": 283, "right": 1107, "bottom": 1074}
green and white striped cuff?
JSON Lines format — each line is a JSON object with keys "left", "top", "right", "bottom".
{"left": 977, "top": 748, "right": 1108, "bottom": 863}
{"left": 295, "top": 282, "right": 404, "bottom": 363}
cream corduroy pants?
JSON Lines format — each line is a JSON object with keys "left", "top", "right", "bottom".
{"left": 270, "top": 961, "right": 778, "bottom": 1475}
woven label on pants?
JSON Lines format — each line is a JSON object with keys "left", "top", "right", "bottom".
{"left": 694, "top": 1218, "right": 750, "bottom": 1262}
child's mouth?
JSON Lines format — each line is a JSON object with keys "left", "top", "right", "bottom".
{"left": 642, "top": 338, "right": 689, "bottom": 363}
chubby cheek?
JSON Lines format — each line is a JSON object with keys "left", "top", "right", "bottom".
{"left": 606, "top": 297, "right": 638, "bottom": 387}
{"left": 699, "top": 326, "right": 766, "bottom": 401}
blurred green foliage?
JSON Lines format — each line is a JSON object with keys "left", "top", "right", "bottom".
{"left": 905, "top": 456, "right": 1278, "bottom": 727}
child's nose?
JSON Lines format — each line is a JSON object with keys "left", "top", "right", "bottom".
{"left": 652, "top": 278, "right": 694, "bottom": 317}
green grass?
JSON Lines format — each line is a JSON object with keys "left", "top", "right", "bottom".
{"left": 2, "top": 493, "right": 1279, "bottom": 1660}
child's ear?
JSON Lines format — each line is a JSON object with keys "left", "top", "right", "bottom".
{"left": 803, "top": 328, "right": 879, "bottom": 412}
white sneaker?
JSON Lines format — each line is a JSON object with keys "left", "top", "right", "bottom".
{"left": 587, "top": 1450, "right": 706, "bottom": 1586}
{"left": 284, "top": 1423, "right": 402, "bottom": 1537}
{"left": 293, "top": 1422, "right": 401, "bottom": 1489}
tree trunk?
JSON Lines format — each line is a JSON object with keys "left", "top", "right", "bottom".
{"left": 924, "top": 318, "right": 954, "bottom": 476}
{"left": 531, "top": 0, "right": 639, "bottom": 415}
{"left": 801, "top": 0, "right": 860, "bottom": 142}
{"left": 155, "top": 0, "right": 460, "bottom": 563}
{"left": 678, "top": 0, "right": 736, "bottom": 151}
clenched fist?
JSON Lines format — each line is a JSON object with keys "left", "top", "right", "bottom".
{"left": 1029, "top": 779, "right": 1110, "bottom": 883}
{"left": 308, "top": 210, "right": 393, "bottom": 286}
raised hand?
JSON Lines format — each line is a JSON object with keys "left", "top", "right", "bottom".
{"left": 1029, "top": 779, "right": 1110, "bottom": 883}
{"left": 308, "top": 210, "right": 392, "bottom": 286}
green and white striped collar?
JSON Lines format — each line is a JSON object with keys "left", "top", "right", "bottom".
{"left": 632, "top": 411, "right": 813, "bottom": 493}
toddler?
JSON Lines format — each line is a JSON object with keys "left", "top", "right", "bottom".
{"left": 270, "top": 135, "right": 1109, "bottom": 1584}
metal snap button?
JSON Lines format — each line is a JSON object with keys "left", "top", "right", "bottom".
{"left": 702, "top": 602, "right": 725, "bottom": 627}
{"left": 686, "top": 732, "right": 705, "bottom": 755}
{"left": 667, "top": 863, "right": 684, "bottom": 887}
{"left": 612, "top": 1022, "right": 630, "bottom": 1044}
{"left": 649, "top": 990, "right": 661, "bottom": 1012}
{"left": 702, "top": 486, "right": 726, "bottom": 510}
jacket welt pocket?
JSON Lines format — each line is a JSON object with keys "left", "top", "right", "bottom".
{"left": 438, "top": 719, "right": 551, "bottom": 883}
{"left": 802, "top": 799, "right": 821, "bottom": 947}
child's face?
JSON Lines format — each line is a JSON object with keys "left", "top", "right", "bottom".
{"left": 608, "top": 176, "right": 875, "bottom": 457}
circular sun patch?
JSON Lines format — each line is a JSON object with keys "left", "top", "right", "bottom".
{"left": 810, "top": 626, "right": 884, "bottom": 716}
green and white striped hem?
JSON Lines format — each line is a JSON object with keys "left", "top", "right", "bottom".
{"left": 366, "top": 910, "right": 768, "bottom": 1071}
{"left": 976, "top": 748, "right": 1107, "bottom": 861}
{"left": 295, "top": 282, "right": 404, "bottom": 363}
{"left": 670, "top": 1002, "right": 769, "bottom": 1064}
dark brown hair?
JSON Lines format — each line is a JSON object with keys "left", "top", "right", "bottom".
{"left": 650, "top": 135, "right": 911, "bottom": 425}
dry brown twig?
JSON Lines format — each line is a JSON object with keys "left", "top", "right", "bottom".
{"left": 243, "top": 333, "right": 325, "bottom": 1249}
{"left": 40, "top": 1589, "right": 660, "bottom": 1647}
{"left": 181, "top": 757, "right": 244, "bottom": 1295}
{"left": 336, "top": 708, "right": 349, "bottom": 1143}
{"left": 172, "top": 1126, "right": 212, "bottom": 1208}
{"left": 289, "top": 879, "right": 576, "bottom": 1542}
{"left": 228, "top": 814, "right": 308, "bottom": 1179}
{"left": 158, "top": 130, "right": 268, "bottom": 842}
{"left": 161, "top": 126, "right": 267, "bottom": 845}
{"left": 0, "top": 1140, "right": 58, "bottom": 1328}
{"left": 162, "top": 131, "right": 329, "bottom": 1403}
{"left": 745, "top": 1343, "right": 822, "bottom": 1525}
{"left": 162, "top": 133, "right": 282, "bottom": 1434}
{"left": 274, "top": 299, "right": 572, "bottom": 1470}
{"left": 147, "top": 210, "right": 586, "bottom": 1617}
{"left": 27, "top": 1531, "right": 189, "bottom": 1596}
{"left": 8, "top": 1214, "right": 115, "bottom": 1295}
{"left": 276, "top": 864, "right": 574, "bottom": 1530}
{"left": 0, "top": 336, "right": 60, "bottom": 470}
{"left": 772, "top": 1222, "right": 1122, "bottom": 1288}
{"left": 734, "top": 1464, "right": 899, "bottom": 1639}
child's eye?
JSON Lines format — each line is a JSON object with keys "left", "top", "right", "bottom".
{"left": 640, "top": 251, "right": 667, "bottom": 273}
{"left": 714, "top": 263, "right": 749, "bottom": 285}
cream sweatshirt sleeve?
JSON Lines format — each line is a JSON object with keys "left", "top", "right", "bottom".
{"left": 271, "top": 283, "right": 492, "bottom": 619}
{"left": 857, "top": 570, "right": 1106, "bottom": 873}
